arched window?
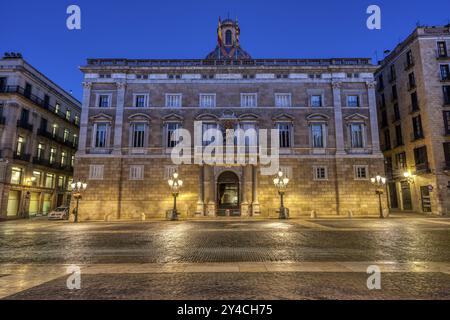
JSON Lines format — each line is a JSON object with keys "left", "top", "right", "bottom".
{"left": 225, "top": 30, "right": 232, "bottom": 45}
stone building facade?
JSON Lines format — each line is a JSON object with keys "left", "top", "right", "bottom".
{"left": 75, "top": 19, "right": 384, "bottom": 221}
{"left": 0, "top": 54, "right": 81, "bottom": 219}
{"left": 376, "top": 25, "right": 450, "bottom": 216}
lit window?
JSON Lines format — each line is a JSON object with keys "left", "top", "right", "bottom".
{"left": 32, "top": 171, "right": 41, "bottom": 186}
{"left": 45, "top": 173, "right": 55, "bottom": 188}
{"left": 16, "top": 136, "right": 25, "bottom": 156}
{"left": 49, "top": 148, "right": 57, "bottom": 164}
{"left": 65, "top": 110, "right": 71, "bottom": 121}
{"left": 10, "top": 167, "right": 22, "bottom": 184}
{"left": 52, "top": 124, "right": 58, "bottom": 138}
{"left": 37, "top": 143, "right": 45, "bottom": 160}
{"left": 61, "top": 151, "right": 67, "bottom": 167}
{"left": 64, "top": 129, "right": 70, "bottom": 142}
{"left": 74, "top": 115, "right": 80, "bottom": 125}
{"left": 55, "top": 103, "right": 60, "bottom": 114}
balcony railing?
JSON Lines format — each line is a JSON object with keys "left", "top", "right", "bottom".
{"left": 404, "top": 59, "right": 415, "bottom": 71}
{"left": 17, "top": 120, "right": 33, "bottom": 131}
{"left": 0, "top": 86, "right": 79, "bottom": 128}
{"left": 32, "top": 157, "right": 50, "bottom": 166}
{"left": 407, "top": 81, "right": 417, "bottom": 91}
{"left": 436, "top": 50, "right": 449, "bottom": 59}
{"left": 13, "top": 153, "right": 31, "bottom": 162}
{"left": 410, "top": 104, "right": 420, "bottom": 113}
{"left": 411, "top": 132, "right": 425, "bottom": 141}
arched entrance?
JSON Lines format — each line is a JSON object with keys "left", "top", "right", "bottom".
{"left": 217, "top": 171, "right": 240, "bottom": 216}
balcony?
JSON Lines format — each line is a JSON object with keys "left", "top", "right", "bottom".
{"left": 436, "top": 50, "right": 449, "bottom": 60}
{"left": 0, "top": 86, "right": 79, "bottom": 128}
{"left": 32, "top": 157, "right": 50, "bottom": 166}
{"left": 411, "top": 133, "right": 425, "bottom": 142}
{"left": 409, "top": 104, "right": 420, "bottom": 113}
{"left": 440, "top": 75, "right": 450, "bottom": 82}
{"left": 414, "top": 162, "right": 431, "bottom": 174}
{"left": 17, "top": 120, "right": 33, "bottom": 131}
{"left": 37, "top": 128, "right": 53, "bottom": 139}
{"left": 13, "top": 153, "right": 31, "bottom": 162}
{"left": 407, "top": 82, "right": 417, "bottom": 91}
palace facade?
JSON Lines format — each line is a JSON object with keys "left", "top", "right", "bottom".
{"left": 75, "top": 19, "right": 385, "bottom": 220}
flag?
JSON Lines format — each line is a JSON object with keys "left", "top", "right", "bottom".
{"left": 217, "top": 17, "right": 223, "bottom": 47}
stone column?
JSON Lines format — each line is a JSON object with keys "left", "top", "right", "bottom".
{"left": 332, "top": 81, "right": 346, "bottom": 155}
{"left": 113, "top": 81, "right": 126, "bottom": 155}
{"left": 240, "top": 165, "right": 249, "bottom": 216}
{"left": 195, "top": 165, "right": 205, "bottom": 216}
{"left": 251, "top": 165, "right": 261, "bottom": 215}
{"left": 77, "top": 82, "right": 92, "bottom": 155}
{"left": 204, "top": 165, "right": 216, "bottom": 216}
{"left": 367, "top": 81, "right": 381, "bottom": 154}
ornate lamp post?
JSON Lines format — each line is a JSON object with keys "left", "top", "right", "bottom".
{"left": 370, "top": 175, "right": 387, "bottom": 219}
{"left": 71, "top": 180, "right": 87, "bottom": 223}
{"left": 168, "top": 171, "right": 183, "bottom": 221}
{"left": 273, "top": 169, "right": 289, "bottom": 219}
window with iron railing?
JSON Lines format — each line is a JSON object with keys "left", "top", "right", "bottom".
{"left": 437, "top": 41, "right": 448, "bottom": 58}
{"left": 440, "top": 65, "right": 450, "bottom": 81}
{"left": 412, "top": 115, "right": 424, "bottom": 140}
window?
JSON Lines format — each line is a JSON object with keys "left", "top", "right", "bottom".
{"left": 378, "top": 75, "right": 384, "bottom": 91}
{"left": 396, "top": 152, "right": 407, "bottom": 170}
{"left": 73, "top": 134, "right": 78, "bottom": 147}
{"left": 277, "top": 123, "right": 291, "bottom": 148}
{"left": 241, "top": 93, "right": 257, "bottom": 107}
{"left": 164, "top": 165, "right": 178, "bottom": 180}
{"left": 279, "top": 166, "right": 293, "bottom": 179}
{"left": 65, "top": 110, "right": 71, "bottom": 121}
{"left": 95, "top": 123, "right": 108, "bottom": 148}
{"left": 408, "top": 72, "right": 416, "bottom": 89}
{"left": 16, "top": 136, "right": 25, "bottom": 156}
{"left": 75, "top": 115, "right": 80, "bottom": 125}
{"left": 165, "top": 94, "right": 182, "bottom": 108}
{"left": 129, "top": 165, "right": 144, "bottom": 180}
{"left": 55, "top": 103, "right": 60, "bottom": 114}
{"left": 131, "top": 123, "right": 146, "bottom": 148}
{"left": 381, "top": 109, "right": 388, "bottom": 127}
{"left": 37, "top": 143, "right": 45, "bottom": 160}
{"left": 412, "top": 115, "right": 424, "bottom": 140}
{"left": 414, "top": 146, "right": 428, "bottom": 167}
{"left": 32, "top": 171, "right": 41, "bottom": 187}
{"left": 406, "top": 50, "right": 414, "bottom": 67}
{"left": 225, "top": 30, "right": 232, "bottom": 45}
{"left": 347, "top": 95, "right": 360, "bottom": 107}
{"left": 411, "top": 92, "right": 419, "bottom": 111}
{"left": 89, "top": 165, "right": 104, "bottom": 180}
{"left": 354, "top": 165, "right": 369, "bottom": 180}
{"left": 384, "top": 129, "right": 391, "bottom": 150}
{"left": 199, "top": 94, "right": 216, "bottom": 108}
{"left": 166, "top": 123, "right": 180, "bottom": 148}
{"left": 63, "top": 129, "right": 70, "bottom": 142}
{"left": 440, "top": 65, "right": 450, "bottom": 80}
{"left": 10, "top": 167, "right": 22, "bottom": 184}
{"left": 134, "top": 94, "right": 148, "bottom": 108}
{"left": 389, "top": 64, "right": 396, "bottom": 81}
{"left": 239, "top": 123, "right": 258, "bottom": 147}
{"left": 437, "top": 41, "right": 448, "bottom": 57}
{"left": 310, "top": 95, "right": 322, "bottom": 107}
{"left": 393, "top": 103, "right": 401, "bottom": 121}
{"left": 71, "top": 155, "right": 75, "bottom": 167}
{"left": 443, "top": 86, "right": 450, "bottom": 105}
{"left": 395, "top": 125, "right": 404, "bottom": 146}
{"left": 311, "top": 123, "right": 326, "bottom": 148}
{"left": 52, "top": 124, "right": 58, "bottom": 138}
{"left": 275, "top": 94, "right": 291, "bottom": 108}
{"left": 58, "top": 176, "right": 65, "bottom": 189}
{"left": 391, "top": 85, "right": 398, "bottom": 101}
{"left": 98, "top": 95, "right": 110, "bottom": 108}
{"left": 45, "top": 173, "right": 55, "bottom": 188}
{"left": 49, "top": 148, "right": 57, "bottom": 164}
{"left": 350, "top": 124, "right": 364, "bottom": 148}
{"left": 444, "top": 143, "right": 450, "bottom": 168}
{"left": 313, "top": 166, "right": 328, "bottom": 181}
{"left": 444, "top": 111, "right": 450, "bottom": 135}
{"left": 61, "top": 151, "right": 67, "bottom": 167}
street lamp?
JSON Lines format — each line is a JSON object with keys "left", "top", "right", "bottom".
{"left": 370, "top": 175, "right": 387, "bottom": 219}
{"left": 168, "top": 171, "right": 183, "bottom": 221}
{"left": 403, "top": 171, "right": 415, "bottom": 184}
{"left": 273, "top": 169, "right": 289, "bottom": 219}
{"left": 70, "top": 180, "right": 87, "bottom": 223}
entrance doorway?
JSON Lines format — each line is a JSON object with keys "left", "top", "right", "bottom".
{"left": 217, "top": 171, "right": 240, "bottom": 216}
{"left": 401, "top": 181, "right": 413, "bottom": 211}
{"left": 420, "top": 186, "right": 432, "bottom": 213}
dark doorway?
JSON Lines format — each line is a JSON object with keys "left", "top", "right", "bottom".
{"left": 217, "top": 171, "right": 240, "bottom": 216}
{"left": 388, "top": 182, "right": 399, "bottom": 209}
{"left": 420, "top": 186, "right": 432, "bottom": 213}
{"left": 401, "top": 181, "right": 413, "bottom": 211}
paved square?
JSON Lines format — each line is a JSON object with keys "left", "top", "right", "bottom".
{"left": 1, "top": 216, "right": 450, "bottom": 299}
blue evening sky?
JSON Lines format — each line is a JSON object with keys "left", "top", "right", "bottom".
{"left": 1, "top": 0, "right": 449, "bottom": 101}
